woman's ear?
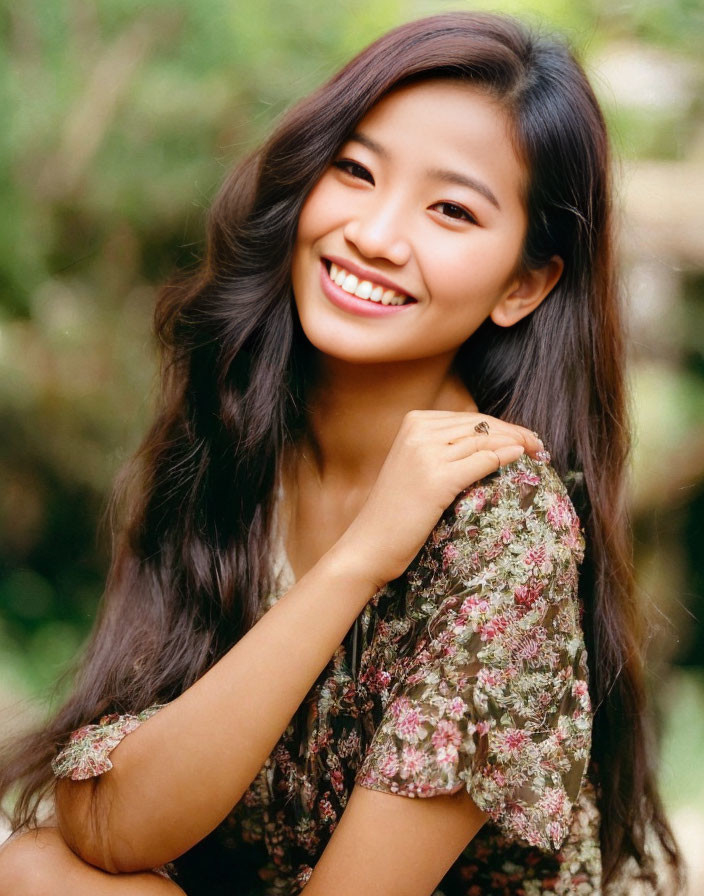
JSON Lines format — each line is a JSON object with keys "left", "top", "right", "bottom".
{"left": 490, "top": 255, "right": 564, "bottom": 328}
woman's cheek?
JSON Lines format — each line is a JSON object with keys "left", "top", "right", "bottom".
{"left": 301, "top": 179, "right": 344, "bottom": 234}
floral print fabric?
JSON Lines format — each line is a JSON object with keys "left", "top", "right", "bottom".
{"left": 52, "top": 707, "right": 164, "bottom": 780}
{"left": 52, "top": 454, "right": 603, "bottom": 894}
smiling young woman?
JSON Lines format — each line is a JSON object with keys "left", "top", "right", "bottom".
{"left": 0, "top": 12, "right": 683, "bottom": 896}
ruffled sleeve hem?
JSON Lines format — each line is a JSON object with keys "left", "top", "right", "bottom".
{"left": 355, "top": 739, "right": 587, "bottom": 852}
{"left": 465, "top": 767, "right": 587, "bottom": 851}
{"left": 356, "top": 750, "right": 586, "bottom": 852}
{"left": 52, "top": 705, "right": 165, "bottom": 781}
{"left": 355, "top": 766, "right": 467, "bottom": 800}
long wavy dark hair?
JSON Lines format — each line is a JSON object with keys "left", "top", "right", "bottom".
{"left": 0, "top": 12, "right": 683, "bottom": 892}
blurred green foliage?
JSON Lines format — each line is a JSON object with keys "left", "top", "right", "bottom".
{"left": 1, "top": 0, "right": 703, "bottom": 812}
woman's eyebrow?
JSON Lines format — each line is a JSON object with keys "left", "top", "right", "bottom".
{"left": 425, "top": 167, "right": 501, "bottom": 210}
{"left": 347, "top": 131, "right": 501, "bottom": 211}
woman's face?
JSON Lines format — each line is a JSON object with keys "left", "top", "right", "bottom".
{"left": 291, "top": 79, "right": 555, "bottom": 365}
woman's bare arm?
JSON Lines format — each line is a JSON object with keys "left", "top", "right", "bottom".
{"left": 55, "top": 544, "right": 379, "bottom": 873}
{"left": 304, "top": 785, "right": 488, "bottom": 896}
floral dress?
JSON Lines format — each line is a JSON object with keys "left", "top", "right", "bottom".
{"left": 52, "top": 453, "right": 602, "bottom": 895}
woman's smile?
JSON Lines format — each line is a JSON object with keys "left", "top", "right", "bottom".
{"left": 325, "top": 255, "right": 417, "bottom": 304}
{"left": 319, "top": 259, "right": 416, "bottom": 317}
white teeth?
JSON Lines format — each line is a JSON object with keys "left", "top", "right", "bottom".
{"left": 328, "top": 261, "right": 409, "bottom": 305}
{"left": 355, "top": 280, "right": 373, "bottom": 299}
{"left": 342, "top": 274, "right": 358, "bottom": 293}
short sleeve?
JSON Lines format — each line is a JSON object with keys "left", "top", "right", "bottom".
{"left": 355, "top": 455, "right": 592, "bottom": 852}
{"left": 52, "top": 705, "right": 165, "bottom": 780}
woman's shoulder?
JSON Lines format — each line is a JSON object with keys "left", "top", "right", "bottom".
{"left": 406, "top": 454, "right": 586, "bottom": 608}
{"left": 449, "top": 453, "right": 584, "bottom": 562}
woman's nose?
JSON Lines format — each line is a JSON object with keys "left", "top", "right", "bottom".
{"left": 342, "top": 197, "right": 411, "bottom": 266}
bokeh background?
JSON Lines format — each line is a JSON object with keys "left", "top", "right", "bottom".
{"left": 2, "top": 0, "right": 703, "bottom": 889}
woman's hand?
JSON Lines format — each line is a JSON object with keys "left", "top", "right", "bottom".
{"left": 333, "top": 410, "right": 544, "bottom": 588}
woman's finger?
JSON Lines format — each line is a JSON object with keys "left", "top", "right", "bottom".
{"left": 436, "top": 425, "right": 542, "bottom": 456}
{"left": 442, "top": 432, "right": 527, "bottom": 462}
{"left": 449, "top": 444, "right": 526, "bottom": 482}
{"left": 417, "top": 413, "right": 543, "bottom": 448}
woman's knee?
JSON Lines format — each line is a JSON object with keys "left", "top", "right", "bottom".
{"left": 0, "top": 828, "right": 66, "bottom": 895}
{"left": 0, "top": 827, "right": 185, "bottom": 895}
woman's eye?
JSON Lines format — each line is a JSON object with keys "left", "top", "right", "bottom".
{"left": 332, "top": 159, "right": 374, "bottom": 184}
{"left": 433, "top": 202, "right": 477, "bottom": 224}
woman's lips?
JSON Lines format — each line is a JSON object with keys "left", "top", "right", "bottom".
{"left": 324, "top": 254, "right": 414, "bottom": 299}
{"left": 318, "top": 260, "right": 416, "bottom": 317}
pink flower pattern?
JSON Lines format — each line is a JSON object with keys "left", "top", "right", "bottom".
{"left": 51, "top": 707, "right": 163, "bottom": 780}
{"left": 52, "top": 454, "right": 605, "bottom": 894}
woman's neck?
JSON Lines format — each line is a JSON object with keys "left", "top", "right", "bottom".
{"left": 301, "top": 353, "right": 477, "bottom": 490}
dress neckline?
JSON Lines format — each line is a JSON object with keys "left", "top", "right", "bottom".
{"left": 273, "top": 473, "right": 297, "bottom": 590}
{"left": 272, "top": 468, "right": 361, "bottom": 680}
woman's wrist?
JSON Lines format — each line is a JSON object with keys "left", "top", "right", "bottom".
{"left": 318, "top": 535, "right": 387, "bottom": 601}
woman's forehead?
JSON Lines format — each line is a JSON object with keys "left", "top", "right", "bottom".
{"left": 341, "top": 79, "right": 528, "bottom": 207}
